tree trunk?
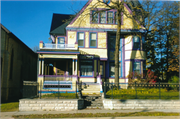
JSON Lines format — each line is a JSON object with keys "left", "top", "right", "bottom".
{"left": 115, "top": 6, "right": 122, "bottom": 89}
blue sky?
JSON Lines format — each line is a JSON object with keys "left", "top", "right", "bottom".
{"left": 1, "top": 0, "right": 87, "bottom": 50}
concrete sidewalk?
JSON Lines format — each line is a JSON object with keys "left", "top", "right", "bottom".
{"left": 1, "top": 109, "right": 180, "bottom": 119}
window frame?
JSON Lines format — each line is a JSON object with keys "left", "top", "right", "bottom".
{"left": 107, "top": 11, "right": 114, "bottom": 24}
{"left": 100, "top": 11, "right": 106, "bottom": 24}
{"left": 92, "top": 10, "right": 99, "bottom": 23}
{"left": 133, "top": 36, "right": 140, "bottom": 50}
{"left": 77, "top": 32, "right": 85, "bottom": 48}
{"left": 57, "top": 37, "right": 65, "bottom": 44}
{"left": 133, "top": 61, "right": 141, "bottom": 74}
{"left": 89, "top": 32, "right": 97, "bottom": 48}
{"left": 80, "top": 60, "right": 94, "bottom": 77}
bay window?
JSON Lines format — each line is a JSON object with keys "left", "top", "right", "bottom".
{"left": 133, "top": 36, "right": 140, "bottom": 49}
{"left": 134, "top": 62, "right": 141, "bottom": 74}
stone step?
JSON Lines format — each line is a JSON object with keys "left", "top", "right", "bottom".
{"left": 91, "top": 101, "right": 103, "bottom": 104}
{"left": 91, "top": 103, "right": 103, "bottom": 106}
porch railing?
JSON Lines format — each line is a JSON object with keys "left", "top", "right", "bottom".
{"left": 43, "top": 75, "right": 76, "bottom": 81}
{"left": 41, "top": 43, "right": 77, "bottom": 50}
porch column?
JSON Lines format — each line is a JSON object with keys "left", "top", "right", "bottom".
{"left": 75, "top": 59, "right": 77, "bottom": 75}
{"left": 41, "top": 59, "right": 44, "bottom": 75}
{"left": 39, "top": 59, "right": 41, "bottom": 75}
{"left": 72, "top": 59, "right": 74, "bottom": 75}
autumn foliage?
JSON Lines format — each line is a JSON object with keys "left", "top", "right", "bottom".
{"left": 128, "top": 69, "right": 157, "bottom": 84}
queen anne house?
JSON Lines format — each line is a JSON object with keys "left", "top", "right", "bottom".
{"left": 37, "top": 0, "right": 146, "bottom": 95}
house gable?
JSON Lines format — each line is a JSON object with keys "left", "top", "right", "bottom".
{"left": 67, "top": 0, "right": 145, "bottom": 30}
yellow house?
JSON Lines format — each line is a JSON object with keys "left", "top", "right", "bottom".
{"left": 37, "top": 0, "right": 146, "bottom": 94}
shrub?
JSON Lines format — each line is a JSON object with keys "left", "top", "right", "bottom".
{"left": 168, "top": 76, "right": 179, "bottom": 90}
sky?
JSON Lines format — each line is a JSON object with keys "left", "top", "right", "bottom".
{"left": 1, "top": 0, "right": 87, "bottom": 50}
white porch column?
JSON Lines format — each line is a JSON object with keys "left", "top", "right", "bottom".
{"left": 42, "top": 59, "right": 44, "bottom": 75}
{"left": 75, "top": 59, "right": 77, "bottom": 75}
{"left": 72, "top": 59, "right": 74, "bottom": 75}
{"left": 39, "top": 59, "right": 41, "bottom": 75}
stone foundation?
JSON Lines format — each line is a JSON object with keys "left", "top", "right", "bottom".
{"left": 19, "top": 99, "right": 84, "bottom": 111}
{"left": 103, "top": 99, "right": 180, "bottom": 110}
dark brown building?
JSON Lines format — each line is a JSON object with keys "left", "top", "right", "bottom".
{"left": 1, "top": 24, "right": 38, "bottom": 102}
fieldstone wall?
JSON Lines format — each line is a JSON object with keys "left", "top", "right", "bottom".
{"left": 103, "top": 99, "right": 180, "bottom": 110}
{"left": 19, "top": 99, "right": 84, "bottom": 111}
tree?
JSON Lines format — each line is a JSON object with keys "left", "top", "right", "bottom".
{"left": 31, "top": 46, "right": 39, "bottom": 53}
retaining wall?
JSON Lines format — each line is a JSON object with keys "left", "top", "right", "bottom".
{"left": 19, "top": 99, "right": 84, "bottom": 111}
{"left": 103, "top": 99, "right": 180, "bottom": 110}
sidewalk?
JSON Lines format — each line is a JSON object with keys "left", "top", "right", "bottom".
{"left": 1, "top": 109, "right": 180, "bottom": 119}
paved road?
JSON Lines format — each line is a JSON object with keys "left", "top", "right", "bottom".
{"left": 1, "top": 109, "right": 180, "bottom": 119}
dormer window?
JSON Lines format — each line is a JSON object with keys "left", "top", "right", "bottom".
{"left": 58, "top": 37, "right": 65, "bottom": 44}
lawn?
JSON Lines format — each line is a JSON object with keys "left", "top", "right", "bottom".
{"left": 106, "top": 88, "right": 179, "bottom": 99}
{"left": 12, "top": 112, "right": 179, "bottom": 118}
{"left": 1, "top": 102, "right": 19, "bottom": 112}
{"left": 40, "top": 92, "right": 78, "bottom": 99}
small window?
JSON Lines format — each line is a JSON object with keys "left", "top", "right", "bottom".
{"left": 58, "top": 37, "right": 65, "bottom": 44}
{"left": 77, "top": 32, "right": 84, "bottom": 47}
{"left": 107, "top": 11, "right": 113, "bottom": 24}
{"left": 134, "top": 62, "right": 140, "bottom": 74}
{"left": 100, "top": 11, "right": 106, "bottom": 24}
{"left": 90, "top": 33, "right": 97, "bottom": 47}
{"left": 92, "top": 11, "right": 98, "bottom": 23}
{"left": 133, "top": 36, "right": 140, "bottom": 49}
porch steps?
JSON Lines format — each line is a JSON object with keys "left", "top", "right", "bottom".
{"left": 82, "top": 82, "right": 100, "bottom": 95}
{"left": 84, "top": 96, "right": 103, "bottom": 109}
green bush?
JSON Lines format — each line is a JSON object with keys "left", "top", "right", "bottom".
{"left": 168, "top": 76, "right": 179, "bottom": 90}
{"left": 106, "top": 88, "right": 179, "bottom": 99}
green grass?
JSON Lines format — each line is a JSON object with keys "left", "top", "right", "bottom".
{"left": 12, "top": 112, "right": 179, "bottom": 118}
{"left": 1, "top": 102, "right": 19, "bottom": 112}
{"left": 40, "top": 93, "right": 78, "bottom": 99}
{"left": 106, "top": 88, "right": 179, "bottom": 99}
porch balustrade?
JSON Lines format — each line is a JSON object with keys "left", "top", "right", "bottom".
{"left": 43, "top": 75, "right": 76, "bottom": 81}
{"left": 41, "top": 43, "right": 78, "bottom": 50}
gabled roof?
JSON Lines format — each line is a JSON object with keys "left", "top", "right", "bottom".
{"left": 49, "top": 13, "right": 74, "bottom": 35}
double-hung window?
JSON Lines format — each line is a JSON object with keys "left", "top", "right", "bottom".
{"left": 58, "top": 37, "right": 65, "bottom": 44}
{"left": 100, "top": 11, "right": 106, "bottom": 23}
{"left": 80, "top": 60, "right": 93, "bottom": 76}
{"left": 133, "top": 36, "right": 140, "bottom": 49}
{"left": 90, "top": 32, "right": 97, "bottom": 47}
{"left": 134, "top": 62, "right": 141, "bottom": 74}
{"left": 107, "top": 11, "right": 113, "bottom": 24}
{"left": 77, "top": 32, "right": 84, "bottom": 47}
{"left": 109, "top": 62, "right": 121, "bottom": 77}
{"left": 58, "top": 37, "right": 65, "bottom": 48}
{"left": 92, "top": 11, "right": 98, "bottom": 23}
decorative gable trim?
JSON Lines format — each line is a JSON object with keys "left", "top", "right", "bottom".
{"left": 69, "top": 0, "right": 93, "bottom": 25}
